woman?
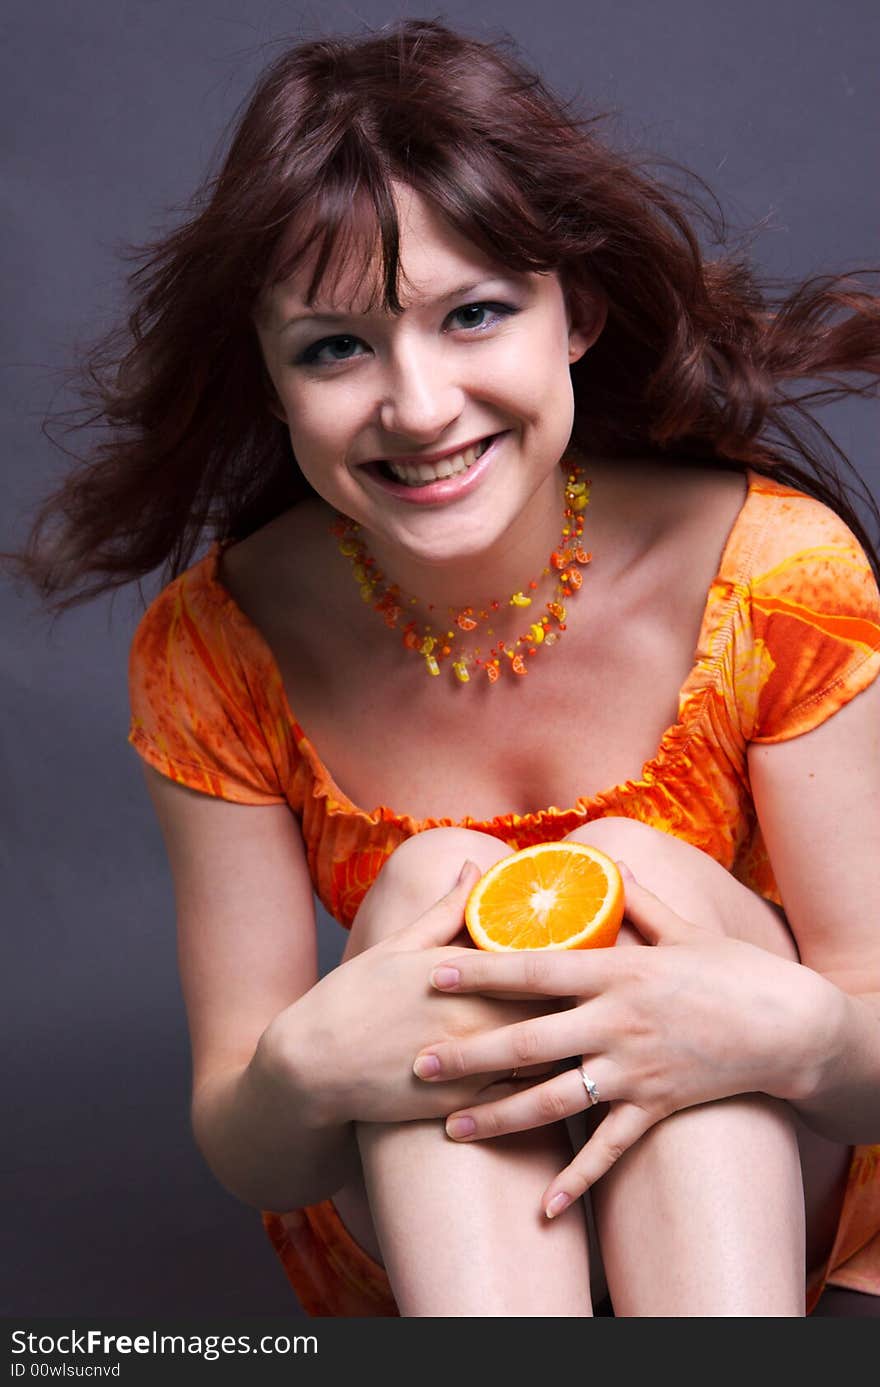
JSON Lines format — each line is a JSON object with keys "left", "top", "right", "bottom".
{"left": 10, "top": 19, "right": 880, "bottom": 1316}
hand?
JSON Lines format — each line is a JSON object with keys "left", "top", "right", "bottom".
{"left": 266, "top": 862, "right": 562, "bottom": 1129}
{"left": 411, "top": 865, "right": 828, "bottom": 1216}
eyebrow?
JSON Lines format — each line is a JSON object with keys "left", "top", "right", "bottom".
{"left": 277, "top": 279, "right": 509, "bottom": 334}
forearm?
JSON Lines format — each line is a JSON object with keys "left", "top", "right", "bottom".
{"left": 789, "top": 987, "right": 880, "bottom": 1145}
{"left": 191, "top": 1029, "right": 361, "bottom": 1212}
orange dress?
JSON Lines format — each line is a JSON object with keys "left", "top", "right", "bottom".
{"left": 127, "top": 467, "right": 880, "bottom": 1315}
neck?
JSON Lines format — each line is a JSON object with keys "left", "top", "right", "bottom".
{"left": 332, "top": 456, "right": 591, "bottom": 676}
{"left": 352, "top": 463, "right": 571, "bottom": 610}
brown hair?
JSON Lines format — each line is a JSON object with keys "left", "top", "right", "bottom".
{"left": 8, "top": 16, "right": 880, "bottom": 610}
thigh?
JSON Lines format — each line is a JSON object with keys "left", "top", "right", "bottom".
{"left": 335, "top": 827, "right": 519, "bottom": 1267}
{"left": 563, "top": 817, "right": 851, "bottom": 1276}
{"left": 336, "top": 826, "right": 600, "bottom": 1290}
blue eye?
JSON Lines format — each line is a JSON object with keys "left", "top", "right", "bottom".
{"left": 295, "top": 301, "right": 517, "bottom": 369}
{"left": 448, "top": 302, "right": 514, "bottom": 331}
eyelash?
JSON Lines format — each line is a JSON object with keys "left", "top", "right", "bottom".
{"left": 295, "top": 301, "right": 519, "bottom": 369}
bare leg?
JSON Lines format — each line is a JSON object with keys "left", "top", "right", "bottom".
{"left": 564, "top": 818, "right": 852, "bottom": 1317}
{"left": 342, "top": 827, "right": 595, "bottom": 1317}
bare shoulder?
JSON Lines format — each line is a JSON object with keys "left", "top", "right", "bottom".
{"left": 585, "top": 457, "right": 750, "bottom": 593}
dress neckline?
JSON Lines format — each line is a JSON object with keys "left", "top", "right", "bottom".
{"left": 200, "top": 467, "right": 768, "bottom": 831}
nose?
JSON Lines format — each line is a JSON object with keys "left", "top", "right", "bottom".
{"left": 377, "top": 343, "right": 465, "bottom": 442}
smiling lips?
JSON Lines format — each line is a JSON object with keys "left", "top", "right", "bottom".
{"left": 380, "top": 435, "right": 495, "bottom": 487}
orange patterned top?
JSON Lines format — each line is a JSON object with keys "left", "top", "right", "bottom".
{"left": 127, "top": 467, "right": 880, "bottom": 1311}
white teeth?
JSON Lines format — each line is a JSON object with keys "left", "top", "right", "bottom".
{"left": 385, "top": 435, "right": 494, "bottom": 486}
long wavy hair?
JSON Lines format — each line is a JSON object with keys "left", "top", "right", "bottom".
{"left": 8, "top": 16, "right": 880, "bottom": 610}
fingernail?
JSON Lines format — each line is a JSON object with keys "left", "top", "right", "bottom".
{"left": 431, "top": 966, "right": 461, "bottom": 990}
{"left": 457, "top": 859, "right": 479, "bottom": 884}
{"left": 413, "top": 1054, "right": 441, "bottom": 1079}
{"left": 615, "top": 860, "right": 635, "bottom": 882}
{"left": 546, "top": 1192, "right": 572, "bottom": 1219}
{"left": 446, "top": 1116, "right": 476, "bottom": 1139}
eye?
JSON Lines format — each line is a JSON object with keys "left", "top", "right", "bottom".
{"left": 296, "top": 334, "right": 366, "bottom": 368}
{"left": 294, "top": 301, "right": 518, "bottom": 369}
{"left": 448, "top": 301, "right": 517, "bottom": 332}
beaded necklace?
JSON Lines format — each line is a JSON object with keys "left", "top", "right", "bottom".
{"left": 330, "top": 461, "right": 592, "bottom": 685}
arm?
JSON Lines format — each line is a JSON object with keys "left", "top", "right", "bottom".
{"left": 141, "top": 764, "right": 359, "bottom": 1212}
{"left": 141, "top": 766, "right": 530, "bottom": 1212}
{"left": 748, "top": 669, "right": 880, "bottom": 1143}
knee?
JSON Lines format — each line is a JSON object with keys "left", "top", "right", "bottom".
{"left": 379, "top": 826, "right": 510, "bottom": 902}
{"left": 348, "top": 827, "right": 510, "bottom": 952}
{"left": 566, "top": 818, "right": 729, "bottom": 935}
{"left": 566, "top": 817, "right": 796, "bottom": 960}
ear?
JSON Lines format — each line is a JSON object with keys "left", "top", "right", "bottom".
{"left": 251, "top": 314, "right": 290, "bottom": 424}
{"left": 258, "top": 359, "right": 288, "bottom": 425}
{"left": 267, "top": 394, "right": 288, "bottom": 425}
{"left": 565, "top": 279, "right": 608, "bottom": 364}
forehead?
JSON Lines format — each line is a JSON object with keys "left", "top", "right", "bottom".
{"left": 262, "top": 183, "right": 512, "bottom": 323}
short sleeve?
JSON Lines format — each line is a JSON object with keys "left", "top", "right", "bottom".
{"left": 745, "top": 491, "right": 880, "bottom": 743}
{"left": 127, "top": 567, "right": 287, "bottom": 805}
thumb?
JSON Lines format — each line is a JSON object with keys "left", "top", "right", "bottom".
{"left": 396, "top": 859, "right": 482, "bottom": 950}
{"left": 615, "top": 860, "right": 692, "bottom": 945}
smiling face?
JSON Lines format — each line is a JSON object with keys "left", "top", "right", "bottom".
{"left": 254, "top": 182, "right": 604, "bottom": 596}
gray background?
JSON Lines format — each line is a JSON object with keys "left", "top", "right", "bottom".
{"left": 3, "top": 1, "right": 878, "bottom": 1317}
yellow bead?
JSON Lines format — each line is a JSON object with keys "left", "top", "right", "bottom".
{"left": 529, "top": 623, "right": 545, "bottom": 644}
{"left": 425, "top": 655, "right": 440, "bottom": 676}
{"left": 510, "top": 591, "right": 532, "bottom": 607}
{"left": 360, "top": 585, "right": 374, "bottom": 602}
{"left": 453, "top": 659, "right": 470, "bottom": 683}
{"left": 571, "top": 494, "right": 588, "bottom": 510}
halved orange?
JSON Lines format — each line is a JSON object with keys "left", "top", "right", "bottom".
{"left": 464, "top": 842, "right": 625, "bottom": 952}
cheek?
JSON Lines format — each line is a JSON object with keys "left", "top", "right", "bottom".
{"left": 283, "top": 388, "right": 357, "bottom": 456}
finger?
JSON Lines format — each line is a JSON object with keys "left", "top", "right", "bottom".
{"left": 441, "top": 1065, "right": 605, "bottom": 1141}
{"left": 391, "top": 860, "right": 483, "bottom": 951}
{"left": 413, "top": 1008, "right": 602, "bottom": 1081}
{"left": 469, "top": 1061, "right": 560, "bottom": 1102}
{"left": 428, "top": 946, "right": 618, "bottom": 998}
{"left": 543, "top": 1103, "right": 655, "bottom": 1217}
{"left": 614, "top": 860, "right": 694, "bottom": 946}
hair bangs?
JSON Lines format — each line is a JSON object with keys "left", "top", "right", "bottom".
{"left": 262, "top": 181, "right": 408, "bottom": 320}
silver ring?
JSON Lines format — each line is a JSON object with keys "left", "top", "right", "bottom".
{"left": 579, "top": 1066, "right": 600, "bottom": 1106}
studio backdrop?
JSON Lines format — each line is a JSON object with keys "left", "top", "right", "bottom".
{"left": 3, "top": 0, "right": 878, "bottom": 1317}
